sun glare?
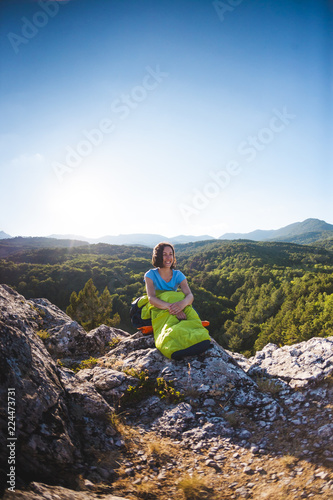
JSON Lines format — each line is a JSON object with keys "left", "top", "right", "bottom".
{"left": 48, "top": 176, "right": 114, "bottom": 236}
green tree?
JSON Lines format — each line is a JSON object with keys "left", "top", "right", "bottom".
{"left": 66, "top": 279, "right": 119, "bottom": 331}
{"left": 98, "top": 286, "right": 120, "bottom": 327}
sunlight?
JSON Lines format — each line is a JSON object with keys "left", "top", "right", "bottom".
{"left": 48, "top": 175, "right": 113, "bottom": 237}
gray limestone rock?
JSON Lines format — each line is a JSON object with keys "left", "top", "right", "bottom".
{"left": 30, "top": 297, "right": 130, "bottom": 359}
{"left": 0, "top": 285, "right": 116, "bottom": 491}
{"left": 246, "top": 338, "right": 333, "bottom": 388}
{"left": 2, "top": 284, "right": 333, "bottom": 498}
{"left": 3, "top": 482, "right": 129, "bottom": 499}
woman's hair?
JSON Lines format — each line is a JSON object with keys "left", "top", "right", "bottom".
{"left": 152, "top": 242, "right": 177, "bottom": 269}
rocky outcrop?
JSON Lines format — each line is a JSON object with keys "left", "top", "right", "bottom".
{"left": 94, "top": 335, "right": 284, "bottom": 435}
{"left": 29, "top": 296, "right": 130, "bottom": 359}
{"left": 3, "top": 482, "right": 128, "bottom": 499}
{"left": 0, "top": 285, "right": 123, "bottom": 494}
{"left": 1, "top": 284, "right": 333, "bottom": 499}
{"left": 245, "top": 339, "right": 333, "bottom": 388}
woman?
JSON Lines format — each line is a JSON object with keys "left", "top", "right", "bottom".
{"left": 143, "top": 242, "right": 211, "bottom": 360}
{"left": 144, "top": 242, "right": 193, "bottom": 320}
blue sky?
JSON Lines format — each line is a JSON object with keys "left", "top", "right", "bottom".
{"left": 0, "top": 0, "right": 332, "bottom": 238}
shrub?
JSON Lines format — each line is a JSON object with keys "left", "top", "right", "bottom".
{"left": 120, "top": 370, "right": 183, "bottom": 407}
{"left": 71, "top": 357, "right": 99, "bottom": 372}
{"left": 36, "top": 330, "right": 50, "bottom": 340}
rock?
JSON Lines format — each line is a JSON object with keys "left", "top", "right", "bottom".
{"left": 3, "top": 482, "right": 129, "bottom": 499}
{"left": 250, "top": 445, "right": 259, "bottom": 454}
{"left": 203, "top": 398, "right": 216, "bottom": 406}
{"left": 235, "top": 485, "right": 251, "bottom": 498}
{"left": 28, "top": 293, "right": 129, "bottom": 360}
{"left": 317, "top": 423, "right": 333, "bottom": 438}
{"left": 152, "top": 403, "right": 195, "bottom": 438}
{"left": 247, "top": 337, "right": 333, "bottom": 388}
{"left": 1, "top": 284, "right": 333, "bottom": 499}
{"left": 76, "top": 366, "right": 137, "bottom": 401}
{"left": 83, "top": 479, "right": 95, "bottom": 490}
{"left": 124, "top": 468, "right": 135, "bottom": 477}
{"left": 86, "top": 324, "right": 130, "bottom": 353}
{"left": 99, "top": 337, "right": 284, "bottom": 427}
{"left": 28, "top": 296, "right": 90, "bottom": 359}
{"left": 205, "top": 459, "right": 219, "bottom": 469}
{"left": 238, "top": 429, "right": 252, "bottom": 440}
{"left": 0, "top": 285, "right": 117, "bottom": 491}
{"left": 315, "top": 471, "right": 329, "bottom": 480}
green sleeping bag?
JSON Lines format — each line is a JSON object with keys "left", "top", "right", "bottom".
{"left": 139, "top": 291, "right": 211, "bottom": 360}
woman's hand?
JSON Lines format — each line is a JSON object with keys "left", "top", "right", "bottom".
{"left": 168, "top": 301, "right": 184, "bottom": 315}
{"left": 176, "top": 311, "right": 187, "bottom": 320}
{"left": 168, "top": 302, "right": 187, "bottom": 320}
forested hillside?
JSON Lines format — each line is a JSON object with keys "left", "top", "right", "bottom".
{"left": 0, "top": 236, "right": 88, "bottom": 258}
{"left": 178, "top": 241, "right": 333, "bottom": 353}
{"left": 1, "top": 240, "right": 332, "bottom": 355}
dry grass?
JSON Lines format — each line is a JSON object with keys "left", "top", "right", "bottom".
{"left": 222, "top": 410, "right": 239, "bottom": 427}
{"left": 112, "top": 477, "right": 163, "bottom": 500}
{"left": 177, "top": 473, "right": 215, "bottom": 500}
{"left": 278, "top": 453, "right": 298, "bottom": 468}
{"left": 131, "top": 482, "right": 161, "bottom": 499}
{"left": 107, "top": 412, "right": 139, "bottom": 445}
{"left": 73, "top": 374, "right": 333, "bottom": 500}
{"left": 100, "top": 355, "right": 125, "bottom": 371}
{"left": 146, "top": 433, "right": 176, "bottom": 462}
{"left": 254, "top": 375, "right": 283, "bottom": 395}
{"left": 324, "top": 373, "right": 333, "bottom": 387}
{"left": 105, "top": 418, "right": 333, "bottom": 500}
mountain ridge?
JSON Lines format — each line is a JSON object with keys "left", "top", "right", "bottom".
{"left": 2, "top": 218, "right": 333, "bottom": 247}
{"left": 48, "top": 233, "right": 215, "bottom": 246}
{"left": 220, "top": 218, "right": 333, "bottom": 242}
{"left": 0, "top": 230, "right": 11, "bottom": 239}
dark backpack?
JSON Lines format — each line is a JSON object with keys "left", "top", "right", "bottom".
{"left": 130, "top": 296, "right": 152, "bottom": 329}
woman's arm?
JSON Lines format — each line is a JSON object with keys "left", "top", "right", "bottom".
{"left": 168, "top": 279, "right": 194, "bottom": 315}
{"left": 145, "top": 277, "right": 171, "bottom": 310}
{"left": 145, "top": 277, "right": 194, "bottom": 316}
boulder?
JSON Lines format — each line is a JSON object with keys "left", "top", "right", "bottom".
{"left": 98, "top": 336, "right": 283, "bottom": 426}
{"left": 29, "top": 296, "right": 130, "bottom": 359}
{"left": 0, "top": 285, "right": 116, "bottom": 492}
{"left": 246, "top": 338, "right": 333, "bottom": 387}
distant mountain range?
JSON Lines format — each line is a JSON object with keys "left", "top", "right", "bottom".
{"left": 220, "top": 218, "right": 333, "bottom": 244}
{"left": 47, "top": 233, "right": 215, "bottom": 246}
{"left": 1, "top": 219, "right": 333, "bottom": 248}
{"left": 0, "top": 231, "right": 11, "bottom": 239}
{"left": 0, "top": 236, "right": 88, "bottom": 259}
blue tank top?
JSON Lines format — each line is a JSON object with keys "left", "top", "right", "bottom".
{"left": 144, "top": 268, "right": 186, "bottom": 291}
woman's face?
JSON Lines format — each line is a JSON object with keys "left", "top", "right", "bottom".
{"left": 162, "top": 246, "right": 174, "bottom": 268}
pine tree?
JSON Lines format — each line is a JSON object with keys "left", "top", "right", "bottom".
{"left": 98, "top": 286, "right": 120, "bottom": 327}
{"left": 66, "top": 279, "right": 119, "bottom": 331}
{"left": 67, "top": 290, "right": 79, "bottom": 320}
